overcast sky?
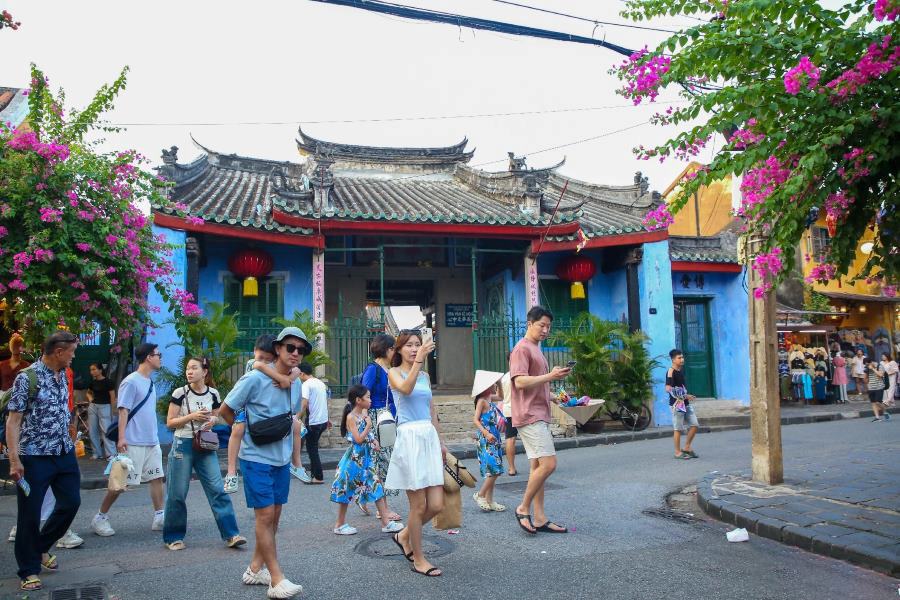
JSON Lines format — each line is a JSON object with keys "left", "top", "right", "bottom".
{"left": 1, "top": 0, "right": 710, "bottom": 192}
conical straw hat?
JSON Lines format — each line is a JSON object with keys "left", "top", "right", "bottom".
{"left": 471, "top": 370, "right": 505, "bottom": 398}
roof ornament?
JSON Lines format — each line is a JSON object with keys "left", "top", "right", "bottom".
{"left": 508, "top": 152, "right": 527, "bottom": 172}
{"left": 521, "top": 171, "right": 542, "bottom": 216}
{"left": 161, "top": 146, "right": 179, "bottom": 165}
{"left": 634, "top": 171, "right": 650, "bottom": 195}
{"left": 311, "top": 156, "right": 335, "bottom": 217}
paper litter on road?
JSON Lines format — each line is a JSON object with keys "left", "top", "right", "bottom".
{"left": 726, "top": 528, "right": 749, "bottom": 542}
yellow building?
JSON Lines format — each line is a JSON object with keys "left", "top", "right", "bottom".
{"left": 662, "top": 162, "right": 734, "bottom": 237}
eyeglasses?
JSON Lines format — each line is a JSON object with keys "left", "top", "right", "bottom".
{"left": 151, "top": 352, "right": 163, "bottom": 359}
{"left": 283, "top": 343, "right": 305, "bottom": 355}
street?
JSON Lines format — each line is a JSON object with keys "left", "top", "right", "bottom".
{"left": 1, "top": 417, "right": 897, "bottom": 600}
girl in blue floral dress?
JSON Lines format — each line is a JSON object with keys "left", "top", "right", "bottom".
{"left": 471, "top": 370, "right": 507, "bottom": 512}
{"left": 331, "top": 385, "right": 405, "bottom": 536}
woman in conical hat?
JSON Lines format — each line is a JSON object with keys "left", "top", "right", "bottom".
{"left": 471, "top": 370, "right": 507, "bottom": 512}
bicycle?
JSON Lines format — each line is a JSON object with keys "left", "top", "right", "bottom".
{"left": 604, "top": 398, "right": 652, "bottom": 432}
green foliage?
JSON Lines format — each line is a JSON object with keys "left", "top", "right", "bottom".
{"left": 616, "top": 0, "right": 898, "bottom": 287}
{"left": 551, "top": 314, "right": 661, "bottom": 409}
{"left": 272, "top": 310, "right": 333, "bottom": 370}
{"left": 803, "top": 285, "right": 833, "bottom": 324}
{"left": 157, "top": 302, "right": 241, "bottom": 416}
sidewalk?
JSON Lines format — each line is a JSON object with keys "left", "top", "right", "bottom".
{"left": 698, "top": 416, "right": 900, "bottom": 577}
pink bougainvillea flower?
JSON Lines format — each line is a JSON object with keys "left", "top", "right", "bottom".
{"left": 874, "top": 0, "right": 900, "bottom": 22}
{"left": 784, "top": 56, "right": 821, "bottom": 94}
{"left": 641, "top": 204, "right": 674, "bottom": 231}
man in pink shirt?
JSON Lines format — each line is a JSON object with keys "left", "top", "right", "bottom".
{"left": 509, "top": 306, "right": 571, "bottom": 535}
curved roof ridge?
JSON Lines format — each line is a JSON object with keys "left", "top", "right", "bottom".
{"left": 296, "top": 126, "right": 474, "bottom": 166}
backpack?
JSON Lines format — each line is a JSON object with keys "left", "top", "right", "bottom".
{"left": 0, "top": 366, "right": 39, "bottom": 447}
{"left": 350, "top": 363, "right": 375, "bottom": 387}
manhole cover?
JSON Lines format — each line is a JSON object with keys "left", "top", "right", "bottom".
{"left": 496, "top": 481, "right": 563, "bottom": 493}
{"left": 355, "top": 534, "right": 455, "bottom": 560}
{"left": 641, "top": 507, "right": 701, "bottom": 524}
{"left": 50, "top": 586, "right": 109, "bottom": 600}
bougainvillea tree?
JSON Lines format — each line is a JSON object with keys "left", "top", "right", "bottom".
{"left": 614, "top": 0, "right": 898, "bottom": 298}
{"left": 0, "top": 65, "right": 202, "bottom": 348}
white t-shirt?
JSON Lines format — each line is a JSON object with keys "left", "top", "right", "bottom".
{"left": 500, "top": 373, "right": 513, "bottom": 418}
{"left": 169, "top": 385, "right": 221, "bottom": 439}
{"left": 118, "top": 371, "right": 158, "bottom": 446}
{"left": 303, "top": 377, "right": 329, "bottom": 426}
{"left": 851, "top": 356, "right": 867, "bottom": 376}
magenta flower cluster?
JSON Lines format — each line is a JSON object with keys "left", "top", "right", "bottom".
{"left": 173, "top": 289, "right": 202, "bottom": 318}
{"left": 806, "top": 262, "right": 837, "bottom": 284}
{"left": 738, "top": 156, "right": 792, "bottom": 218}
{"left": 6, "top": 129, "right": 70, "bottom": 165}
{"left": 783, "top": 56, "right": 821, "bottom": 95}
{"left": 874, "top": 0, "right": 900, "bottom": 21}
{"left": 883, "top": 284, "right": 897, "bottom": 298}
{"left": 824, "top": 191, "right": 854, "bottom": 221}
{"left": 641, "top": 204, "right": 674, "bottom": 231}
{"left": 616, "top": 47, "right": 671, "bottom": 105}
{"left": 825, "top": 35, "right": 900, "bottom": 99}
{"left": 729, "top": 119, "right": 765, "bottom": 149}
{"left": 751, "top": 248, "right": 783, "bottom": 298}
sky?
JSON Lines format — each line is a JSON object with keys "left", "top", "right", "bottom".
{"left": 0, "top": 0, "right": 712, "bottom": 193}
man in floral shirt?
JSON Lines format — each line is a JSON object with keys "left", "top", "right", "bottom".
{"left": 6, "top": 331, "right": 81, "bottom": 593}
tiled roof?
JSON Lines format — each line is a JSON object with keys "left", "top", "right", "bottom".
{"left": 669, "top": 234, "right": 739, "bottom": 264}
{"left": 297, "top": 127, "right": 474, "bottom": 167}
{"left": 152, "top": 134, "right": 660, "bottom": 240}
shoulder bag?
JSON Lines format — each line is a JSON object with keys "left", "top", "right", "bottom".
{"left": 105, "top": 380, "right": 153, "bottom": 443}
{"left": 185, "top": 386, "right": 219, "bottom": 452}
{"left": 374, "top": 367, "right": 396, "bottom": 447}
{"left": 247, "top": 385, "right": 294, "bottom": 445}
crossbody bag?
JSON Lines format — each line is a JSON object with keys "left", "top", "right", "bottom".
{"left": 370, "top": 364, "right": 396, "bottom": 447}
{"left": 105, "top": 380, "right": 153, "bottom": 443}
{"left": 184, "top": 386, "right": 219, "bottom": 452}
{"left": 247, "top": 386, "right": 294, "bottom": 445}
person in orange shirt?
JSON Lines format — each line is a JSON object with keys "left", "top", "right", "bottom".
{"left": 0, "top": 334, "right": 31, "bottom": 391}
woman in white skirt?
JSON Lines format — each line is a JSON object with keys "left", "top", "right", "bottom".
{"left": 386, "top": 330, "right": 446, "bottom": 577}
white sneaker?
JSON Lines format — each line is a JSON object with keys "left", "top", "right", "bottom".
{"left": 289, "top": 465, "right": 312, "bottom": 483}
{"left": 243, "top": 566, "right": 272, "bottom": 586}
{"left": 91, "top": 514, "right": 115, "bottom": 537}
{"left": 267, "top": 578, "right": 303, "bottom": 599}
{"left": 8, "top": 525, "right": 15, "bottom": 542}
{"left": 151, "top": 512, "right": 165, "bottom": 531}
{"left": 223, "top": 474, "right": 239, "bottom": 494}
{"left": 381, "top": 520, "right": 404, "bottom": 533}
{"left": 56, "top": 529, "right": 84, "bottom": 548}
{"left": 333, "top": 523, "right": 358, "bottom": 535}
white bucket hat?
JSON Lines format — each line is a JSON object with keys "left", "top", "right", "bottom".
{"left": 471, "top": 370, "right": 505, "bottom": 398}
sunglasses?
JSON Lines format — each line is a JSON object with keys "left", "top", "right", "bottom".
{"left": 283, "top": 343, "right": 306, "bottom": 355}
{"left": 400, "top": 329, "right": 422, "bottom": 335}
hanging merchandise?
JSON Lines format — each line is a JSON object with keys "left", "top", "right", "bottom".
{"left": 227, "top": 248, "right": 274, "bottom": 297}
{"left": 555, "top": 255, "right": 596, "bottom": 300}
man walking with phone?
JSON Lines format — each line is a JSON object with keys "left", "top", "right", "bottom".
{"left": 91, "top": 343, "right": 165, "bottom": 536}
{"left": 509, "top": 306, "right": 571, "bottom": 535}
{"left": 5, "top": 331, "right": 81, "bottom": 593}
{"left": 220, "top": 327, "right": 310, "bottom": 599}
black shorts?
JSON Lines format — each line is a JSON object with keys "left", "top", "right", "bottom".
{"left": 505, "top": 423, "right": 518, "bottom": 438}
{"left": 869, "top": 390, "right": 885, "bottom": 403}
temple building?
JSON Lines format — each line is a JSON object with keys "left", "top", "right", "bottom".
{"left": 149, "top": 129, "right": 692, "bottom": 425}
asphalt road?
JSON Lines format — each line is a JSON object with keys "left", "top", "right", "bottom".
{"left": 0, "top": 418, "right": 897, "bottom": 600}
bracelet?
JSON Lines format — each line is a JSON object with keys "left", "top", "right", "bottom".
{"left": 415, "top": 361, "right": 424, "bottom": 364}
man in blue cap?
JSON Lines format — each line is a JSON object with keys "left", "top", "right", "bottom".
{"left": 220, "top": 327, "right": 311, "bottom": 599}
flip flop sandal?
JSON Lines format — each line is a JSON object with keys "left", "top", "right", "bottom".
{"left": 392, "top": 532, "right": 413, "bottom": 562}
{"left": 684, "top": 450, "right": 699, "bottom": 458}
{"left": 355, "top": 499, "right": 371, "bottom": 516}
{"left": 21, "top": 576, "right": 42, "bottom": 591}
{"left": 674, "top": 454, "right": 691, "bottom": 460}
{"left": 515, "top": 511, "right": 536, "bottom": 535}
{"left": 535, "top": 521, "right": 568, "bottom": 533}
{"left": 41, "top": 554, "right": 59, "bottom": 571}
{"left": 411, "top": 566, "right": 442, "bottom": 577}
{"left": 166, "top": 541, "right": 185, "bottom": 551}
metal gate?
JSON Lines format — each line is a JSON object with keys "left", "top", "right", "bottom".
{"left": 475, "top": 311, "right": 577, "bottom": 377}
{"left": 326, "top": 313, "right": 385, "bottom": 397}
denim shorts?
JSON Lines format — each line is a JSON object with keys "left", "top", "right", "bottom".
{"left": 672, "top": 404, "right": 699, "bottom": 431}
{"left": 233, "top": 409, "right": 247, "bottom": 424}
{"left": 240, "top": 459, "right": 290, "bottom": 509}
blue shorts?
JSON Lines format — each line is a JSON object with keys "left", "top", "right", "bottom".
{"left": 234, "top": 409, "right": 247, "bottom": 424}
{"left": 240, "top": 459, "right": 290, "bottom": 509}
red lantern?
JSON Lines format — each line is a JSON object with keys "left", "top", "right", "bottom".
{"left": 228, "top": 248, "right": 274, "bottom": 297}
{"left": 555, "top": 255, "right": 596, "bottom": 300}
{"left": 825, "top": 213, "right": 837, "bottom": 237}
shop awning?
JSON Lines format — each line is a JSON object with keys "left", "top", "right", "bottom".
{"left": 818, "top": 291, "right": 899, "bottom": 303}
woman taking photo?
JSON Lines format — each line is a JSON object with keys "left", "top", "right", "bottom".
{"left": 163, "top": 357, "right": 245, "bottom": 551}
{"left": 386, "top": 331, "right": 446, "bottom": 577}
{"left": 357, "top": 333, "right": 401, "bottom": 521}
{"left": 86, "top": 362, "right": 117, "bottom": 459}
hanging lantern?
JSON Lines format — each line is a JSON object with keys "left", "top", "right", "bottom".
{"left": 825, "top": 213, "right": 837, "bottom": 237}
{"left": 555, "top": 255, "right": 597, "bottom": 300}
{"left": 228, "top": 248, "right": 274, "bottom": 297}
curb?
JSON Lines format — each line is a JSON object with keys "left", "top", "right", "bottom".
{"left": 4, "top": 404, "right": 893, "bottom": 494}
{"left": 696, "top": 474, "right": 900, "bottom": 577}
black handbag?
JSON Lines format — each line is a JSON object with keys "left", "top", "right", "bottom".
{"left": 247, "top": 388, "right": 293, "bottom": 445}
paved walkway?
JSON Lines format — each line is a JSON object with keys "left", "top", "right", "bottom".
{"left": 698, "top": 417, "right": 900, "bottom": 576}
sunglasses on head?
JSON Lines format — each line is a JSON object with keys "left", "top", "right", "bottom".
{"left": 400, "top": 329, "right": 422, "bottom": 335}
{"left": 283, "top": 343, "right": 306, "bottom": 355}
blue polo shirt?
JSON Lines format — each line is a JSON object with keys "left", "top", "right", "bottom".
{"left": 224, "top": 369, "right": 301, "bottom": 467}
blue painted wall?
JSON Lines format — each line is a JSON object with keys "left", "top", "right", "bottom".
{"left": 638, "top": 241, "right": 677, "bottom": 426}
{"left": 672, "top": 270, "right": 750, "bottom": 404}
{"left": 146, "top": 226, "right": 186, "bottom": 443}
{"left": 198, "top": 238, "right": 313, "bottom": 317}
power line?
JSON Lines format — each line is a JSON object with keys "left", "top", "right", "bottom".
{"left": 491, "top": 0, "right": 679, "bottom": 34}
{"left": 107, "top": 102, "right": 687, "bottom": 127}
